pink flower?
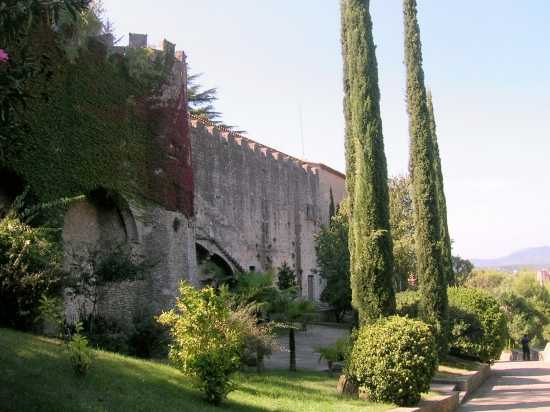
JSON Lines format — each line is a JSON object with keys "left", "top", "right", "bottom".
{"left": 0, "top": 49, "right": 9, "bottom": 62}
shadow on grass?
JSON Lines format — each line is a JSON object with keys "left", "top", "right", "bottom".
{"left": 0, "top": 328, "right": 270, "bottom": 412}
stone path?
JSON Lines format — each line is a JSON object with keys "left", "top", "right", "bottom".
{"left": 459, "top": 361, "right": 550, "bottom": 411}
{"left": 264, "top": 324, "right": 348, "bottom": 371}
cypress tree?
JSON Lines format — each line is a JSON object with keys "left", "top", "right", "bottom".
{"left": 341, "top": 0, "right": 396, "bottom": 324}
{"left": 427, "top": 91, "right": 454, "bottom": 286}
{"left": 403, "top": 0, "right": 448, "bottom": 353}
{"left": 329, "top": 187, "right": 336, "bottom": 220}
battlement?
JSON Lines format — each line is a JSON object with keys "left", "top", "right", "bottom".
{"left": 187, "top": 114, "right": 341, "bottom": 177}
{"left": 99, "top": 32, "right": 187, "bottom": 64}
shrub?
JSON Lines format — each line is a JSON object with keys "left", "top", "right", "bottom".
{"left": 83, "top": 316, "right": 130, "bottom": 354}
{"left": 128, "top": 309, "right": 169, "bottom": 359}
{"left": 348, "top": 316, "right": 437, "bottom": 406}
{"left": 498, "top": 291, "right": 544, "bottom": 347}
{"left": 66, "top": 245, "right": 150, "bottom": 336}
{"left": 395, "top": 290, "right": 421, "bottom": 318}
{"left": 0, "top": 215, "right": 64, "bottom": 330}
{"left": 229, "top": 304, "right": 276, "bottom": 372}
{"left": 158, "top": 282, "right": 243, "bottom": 405}
{"left": 36, "top": 294, "right": 66, "bottom": 337}
{"left": 314, "top": 337, "right": 350, "bottom": 373}
{"left": 67, "top": 321, "right": 93, "bottom": 376}
{"left": 448, "top": 287, "right": 507, "bottom": 363}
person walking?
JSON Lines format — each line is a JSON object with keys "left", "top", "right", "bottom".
{"left": 521, "top": 334, "right": 531, "bottom": 361}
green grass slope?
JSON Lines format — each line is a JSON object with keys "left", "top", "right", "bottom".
{"left": 0, "top": 328, "right": 393, "bottom": 412}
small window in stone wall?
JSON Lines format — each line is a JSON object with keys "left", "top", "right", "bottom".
{"left": 307, "top": 275, "right": 314, "bottom": 301}
{"left": 305, "top": 204, "right": 316, "bottom": 221}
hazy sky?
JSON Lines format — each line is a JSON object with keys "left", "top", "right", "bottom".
{"left": 102, "top": 1, "right": 550, "bottom": 260}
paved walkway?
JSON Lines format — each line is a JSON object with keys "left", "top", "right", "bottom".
{"left": 264, "top": 324, "right": 348, "bottom": 371}
{"left": 460, "top": 361, "right": 550, "bottom": 411}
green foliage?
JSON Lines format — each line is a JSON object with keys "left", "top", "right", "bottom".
{"left": 229, "top": 304, "right": 276, "bottom": 372}
{"left": 187, "top": 69, "right": 241, "bottom": 131}
{"left": 158, "top": 282, "right": 243, "bottom": 405}
{"left": 66, "top": 245, "right": 149, "bottom": 332}
{"left": 464, "top": 269, "right": 508, "bottom": 292}
{"left": 314, "top": 337, "right": 349, "bottom": 373}
{"left": 36, "top": 294, "right": 65, "bottom": 337}
{"left": 464, "top": 270, "right": 550, "bottom": 348}
{"left": 231, "top": 270, "right": 279, "bottom": 315}
{"left": 448, "top": 287, "right": 507, "bottom": 363}
{"left": 277, "top": 262, "right": 297, "bottom": 291}
{"left": 403, "top": 0, "right": 448, "bottom": 355}
{"left": 0, "top": 0, "right": 90, "bottom": 160}
{"left": 67, "top": 321, "right": 93, "bottom": 376}
{"left": 328, "top": 187, "right": 336, "bottom": 220}
{"left": 500, "top": 291, "right": 547, "bottom": 347}
{"left": 1, "top": 328, "right": 394, "bottom": 411}
{"left": 0, "top": 214, "right": 64, "bottom": 330}
{"left": 128, "top": 309, "right": 169, "bottom": 359}
{"left": 7, "top": 34, "right": 156, "bottom": 203}
{"left": 270, "top": 290, "right": 316, "bottom": 371}
{"left": 341, "top": 0, "right": 396, "bottom": 324}
{"left": 315, "top": 208, "right": 351, "bottom": 322}
{"left": 452, "top": 256, "right": 474, "bottom": 285}
{"left": 389, "top": 176, "right": 416, "bottom": 291}
{"left": 395, "top": 290, "right": 421, "bottom": 318}
{"left": 426, "top": 91, "right": 454, "bottom": 285}
{"left": 82, "top": 315, "right": 131, "bottom": 354}
{"left": 348, "top": 316, "right": 437, "bottom": 406}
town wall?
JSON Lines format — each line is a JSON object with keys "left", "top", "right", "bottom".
{"left": 190, "top": 117, "right": 345, "bottom": 300}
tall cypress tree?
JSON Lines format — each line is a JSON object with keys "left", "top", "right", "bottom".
{"left": 329, "top": 187, "right": 336, "bottom": 220}
{"left": 341, "top": 0, "right": 395, "bottom": 324}
{"left": 427, "top": 91, "right": 454, "bottom": 286}
{"left": 403, "top": 0, "right": 448, "bottom": 353}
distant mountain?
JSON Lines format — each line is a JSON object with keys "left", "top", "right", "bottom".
{"left": 472, "top": 246, "right": 550, "bottom": 269}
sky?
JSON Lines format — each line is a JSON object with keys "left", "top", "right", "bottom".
{"left": 101, "top": 0, "right": 550, "bottom": 260}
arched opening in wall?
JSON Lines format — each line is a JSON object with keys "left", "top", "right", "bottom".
{"left": 63, "top": 188, "right": 138, "bottom": 253}
{"left": 196, "top": 243, "right": 234, "bottom": 288}
{"left": 63, "top": 188, "right": 141, "bottom": 325}
{"left": 0, "top": 168, "right": 25, "bottom": 218}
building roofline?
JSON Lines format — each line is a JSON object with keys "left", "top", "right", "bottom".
{"left": 189, "top": 114, "right": 345, "bottom": 178}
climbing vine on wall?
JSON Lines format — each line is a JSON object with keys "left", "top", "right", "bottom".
{"left": 4, "top": 26, "right": 175, "bottom": 204}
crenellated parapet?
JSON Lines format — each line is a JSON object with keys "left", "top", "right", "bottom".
{"left": 188, "top": 113, "right": 320, "bottom": 176}
{"left": 104, "top": 32, "right": 194, "bottom": 217}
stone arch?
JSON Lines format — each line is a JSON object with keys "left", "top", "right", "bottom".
{"left": 195, "top": 241, "right": 237, "bottom": 287}
{"left": 62, "top": 188, "right": 143, "bottom": 324}
{"left": 63, "top": 188, "right": 138, "bottom": 253}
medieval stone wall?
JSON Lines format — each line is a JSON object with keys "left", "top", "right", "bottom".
{"left": 190, "top": 118, "right": 345, "bottom": 300}
{"left": 61, "top": 33, "right": 197, "bottom": 325}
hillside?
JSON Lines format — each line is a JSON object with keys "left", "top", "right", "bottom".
{"left": 0, "top": 328, "right": 391, "bottom": 412}
{"left": 472, "top": 246, "right": 550, "bottom": 269}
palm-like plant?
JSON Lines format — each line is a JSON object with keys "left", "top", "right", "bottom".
{"left": 270, "top": 289, "right": 315, "bottom": 372}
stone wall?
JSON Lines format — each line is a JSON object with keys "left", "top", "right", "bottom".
{"left": 62, "top": 33, "right": 197, "bottom": 325}
{"left": 190, "top": 117, "right": 345, "bottom": 300}
{"left": 62, "top": 195, "right": 197, "bottom": 325}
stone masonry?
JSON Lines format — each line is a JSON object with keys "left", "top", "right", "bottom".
{"left": 190, "top": 116, "right": 345, "bottom": 301}
{"left": 3, "top": 32, "right": 346, "bottom": 329}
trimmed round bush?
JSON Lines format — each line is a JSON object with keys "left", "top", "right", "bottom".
{"left": 448, "top": 287, "right": 507, "bottom": 363}
{"left": 348, "top": 316, "right": 437, "bottom": 406}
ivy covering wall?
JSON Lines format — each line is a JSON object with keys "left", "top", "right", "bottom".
{"left": 3, "top": 26, "right": 182, "bottom": 211}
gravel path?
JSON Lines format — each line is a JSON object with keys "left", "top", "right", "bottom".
{"left": 264, "top": 324, "right": 349, "bottom": 371}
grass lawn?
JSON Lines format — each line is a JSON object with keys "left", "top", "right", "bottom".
{"left": 440, "top": 356, "right": 485, "bottom": 373}
{"left": 435, "top": 356, "right": 487, "bottom": 383}
{"left": 0, "top": 328, "right": 394, "bottom": 412}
